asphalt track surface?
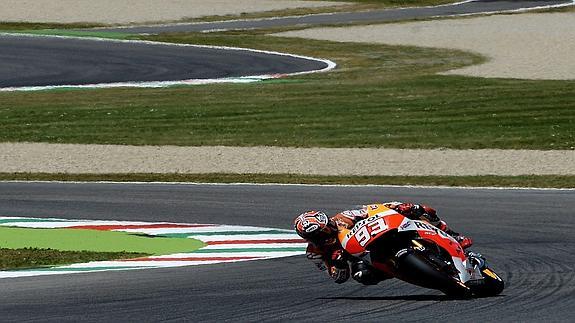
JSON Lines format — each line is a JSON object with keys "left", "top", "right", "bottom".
{"left": 0, "top": 0, "right": 571, "bottom": 89}
{"left": 0, "top": 182, "right": 574, "bottom": 322}
{"left": 0, "top": 35, "right": 329, "bottom": 88}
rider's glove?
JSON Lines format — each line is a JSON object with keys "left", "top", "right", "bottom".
{"left": 396, "top": 203, "right": 416, "bottom": 216}
{"left": 329, "top": 265, "right": 350, "bottom": 284}
{"left": 328, "top": 250, "right": 350, "bottom": 283}
{"left": 401, "top": 204, "right": 440, "bottom": 224}
{"left": 330, "top": 249, "right": 347, "bottom": 266}
{"left": 420, "top": 205, "right": 440, "bottom": 224}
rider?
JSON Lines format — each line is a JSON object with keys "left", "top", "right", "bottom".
{"left": 293, "top": 202, "right": 474, "bottom": 285}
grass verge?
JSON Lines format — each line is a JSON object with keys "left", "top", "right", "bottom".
{"left": 0, "top": 173, "right": 573, "bottom": 188}
{"left": 0, "top": 226, "right": 205, "bottom": 270}
{"left": 0, "top": 22, "right": 130, "bottom": 39}
{"left": 1, "top": 29, "right": 133, "bottom": 39}
{"left": 0, "top": 248, "right": 146, "bottom": 271}
{"left": 0, "top": 1, "right": 470, "bottom": 29}
{"left": 174, "top": 0, "right": 456, "bottom": 23}
{"left": 0, "top": 22, "right": 103, "bottom": 31}
{"left": 0, "top": 227, "right": 205, "bottom": 255}
{"left": 1, "top": 30, "right": 574, "bottom": 149}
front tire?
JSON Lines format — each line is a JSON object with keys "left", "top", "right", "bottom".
{"left": 396, "top": 251, "right": 472, "bottom": 298}
{"left": 467, "top": 267, "right": 505, "bottom": 297}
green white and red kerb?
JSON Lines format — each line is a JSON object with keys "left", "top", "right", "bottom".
{"left": 0, "top": 216, "right": 306, "bottom": 279}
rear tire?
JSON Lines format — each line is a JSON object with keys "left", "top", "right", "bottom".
{"left": 396, "top": 251, "right": 472, "bottom": 298}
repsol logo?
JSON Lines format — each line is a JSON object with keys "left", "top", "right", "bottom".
{"left": 414, "top": 221, "right": 448, "bottom": 238}
{"left": 346, "top": 215, "right": 381, "bottom": 238}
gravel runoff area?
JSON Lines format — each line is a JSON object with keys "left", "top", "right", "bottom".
{"left": 1, "top": 143, "right": 574, "bottom": 176}
{"left": 275, "top": 12, "right": 575, "bottom": 80}
{"left": 0, "top": 0, "right": 347, "bottom": 24}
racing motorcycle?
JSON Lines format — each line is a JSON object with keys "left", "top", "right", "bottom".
{"left": 339, "top": 204, "right": 505, "bottom": 298}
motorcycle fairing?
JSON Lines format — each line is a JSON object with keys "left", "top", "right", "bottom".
{"left": 397, "top": 217, "right": 476, "bottom": 283}
{"left": 338, "top": 204, "right": 478, "bottom": 284}
{"left": 338, "top": 207, "right": 402, "bottom": 255}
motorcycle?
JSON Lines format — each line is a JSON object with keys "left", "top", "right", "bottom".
{"left": 338, "top": 204, "right": 505, "bottom": 298}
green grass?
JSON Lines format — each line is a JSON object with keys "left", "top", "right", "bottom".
{"left": 0, "top": 247, "right": 146, "bottom": 270}
{"left": 1, "top": 31, "right": 573, "bottom": 149}
{"left": 0, "top": 21, "right": 130, "bottom": 39}
{"left": 0, "top": 22, "right": 103, "bottom": 31}
{"left": 1, "top": 29, "right": 133, "bottom": 39}
{"left": 0, "top": 226, "right": 205, "bottom": 255}
{"left": 1, "top": 173, "right": 574, "bottom": 188}
{"left": 0, "top": 214, "right": 205, "bottom": 271}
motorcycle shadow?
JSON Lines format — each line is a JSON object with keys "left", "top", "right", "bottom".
{"left": 319, "top": 294, "right": 466, "bottom": 301}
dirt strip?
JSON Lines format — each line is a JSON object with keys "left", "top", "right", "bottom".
{"left": 0, "top": 0, "right": 347, "bottom": 24}
{"left": 275, "top": 12, "right": 575, "bottom": 80}
{"left": 1, "top": 143, "right": 573, "bottom": 176}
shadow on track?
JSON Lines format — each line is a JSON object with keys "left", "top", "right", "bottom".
{"left": 320, "top": 294, "right": 506, "bottom": 301}
{"left": 319, "top": 294, "right": 453, "bottom": 301}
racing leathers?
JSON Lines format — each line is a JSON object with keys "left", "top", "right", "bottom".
{"left": 305, "top": 202, "right": 472, "bottom": 285}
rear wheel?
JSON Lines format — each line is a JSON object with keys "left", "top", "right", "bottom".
{"left": 396, "top": 251, "right": 472, "bottom": 298}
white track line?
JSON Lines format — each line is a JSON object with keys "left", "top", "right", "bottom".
{"left": 2, "top": 180, "right": 573, "bottom": 191}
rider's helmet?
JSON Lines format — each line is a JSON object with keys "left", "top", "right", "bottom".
{"left": 294, "top": 210, "right": 338, "bottom": 246}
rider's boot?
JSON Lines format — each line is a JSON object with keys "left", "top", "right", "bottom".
{"left": 466, "top": 251, "right": 487, "bottom": 270}
{"left": 465, "top": 251, "right": 488, "bottom": 286}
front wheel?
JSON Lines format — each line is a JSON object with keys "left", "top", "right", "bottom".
{"left": 467, "top": 267, "right": 505, "bottom": 297}
{"left": 396, "top": 251, "right": 472, "bottom": 298}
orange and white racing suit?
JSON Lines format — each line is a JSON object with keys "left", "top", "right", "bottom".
{"left": 305, "top": 202, "right": 470, "bottom": 285}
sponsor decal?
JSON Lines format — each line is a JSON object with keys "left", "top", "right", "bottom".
{"left": 483, "top": 268, "right": 500, "bottom": 280}
{"left": 304, "top": 223, "right": 319, "bottom": 233}
{"left": 341, "top": 209, "right": 367, "bottom": 219}
{"left": 345, "top": 215, "right": 389, "bottom": 248}
{"left": 395, "top": 248, "right": 409, "bottom": 258}
{"left": 413, "top": 221, "right": 450, "bottom": 238}
{"left": 400, "top": 220, "right": 413, "bottom": 230}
